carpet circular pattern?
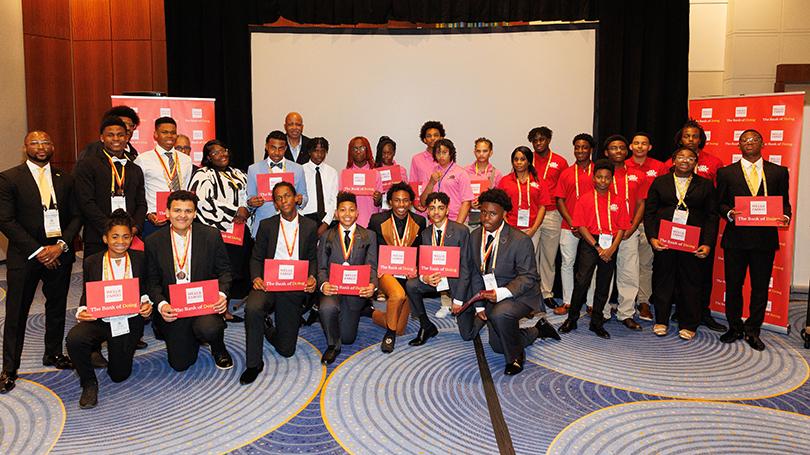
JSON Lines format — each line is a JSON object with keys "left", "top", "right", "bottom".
{"left": 547, "top": 400, "right": 810, "bottom": 455}
{"left": 526, "top": 321, "right": 809, "bottom": 400}
{"left": 321, "top": 330, "right": 500, "bottom": 454}
{"left": 0, "top": 379, "right": 65, "bottom": 455}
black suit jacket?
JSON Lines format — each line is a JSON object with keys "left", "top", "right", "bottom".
{"left": 644, "top": 172, "right": 719, "bottom": 248}
{"left": 716, "top": 160, "right": 791, "bottom": 251}
{"left": 419, "top": 220, "right": 470, "bottom": 298}
{"left": 78, "top": 141, "right": 139, "bottom": 162}
{"left": 145, "top": 222, "right": 232, "bottom": 308}
{"left": 317, "top": 224, "right": 378, "bottom": 288}
{"left": 79, "top": 250, "right": 147, "bottom": 307}
{"left": 250, "top": 214, "right": 318, "bottom": 280}
{"left": 73, "top": 151, "right": 147, "bottom": 246}
{"left": 284, "top": 135, "right": 312, "bottom": 165}
{"left": 0, "top": 163, "right": 82, "bottom": 268}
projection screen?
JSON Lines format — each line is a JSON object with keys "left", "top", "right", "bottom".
{"left": 251, "top": 25, "right": 596, "bottom": 173}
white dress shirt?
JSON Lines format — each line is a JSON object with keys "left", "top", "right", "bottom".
{"left": 274, "top": 215, "right": 301, "bottom": 260}
{"left": 134, "top": 146, "right": 193, "bottom": 213}
{"left": 301, "top": 161, "right": 338, "bottom": 225}
{"left": 26, "top": 160, "right": 63, "bottom": 259}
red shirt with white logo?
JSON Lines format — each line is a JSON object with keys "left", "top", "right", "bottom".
{"left": 572, "top": 188, "right": 631, "bottom": 236}
{"left": 497, "top": 172, "right": 551, "bottom": 227}
{"left": 626, "top": 156, "right": 669, "bottom": 182}
{"left": 611, "top": 165, "right": 648, "bottom": 221}
{"left": 664, "top": 150, "right": 724, "bottom": 185}
{"left": 533, "top": 150, "right": 569, "bottom": 211}
{"left": 554, "top": 162, "right": 594, "bottom": 230}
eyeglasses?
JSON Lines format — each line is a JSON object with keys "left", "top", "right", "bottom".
{"left": 351, "top": 145, "right": 367, "bottom": 152}
{"left": 175, "top": 146, "right": 192, "bottom": 152}
{"left": 208, "top": 148, "right": 228, "bottom": 156}
{"left": 740, "top": 137, "right": 762, "bottom": 144}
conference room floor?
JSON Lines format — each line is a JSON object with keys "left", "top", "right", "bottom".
{"left": 1, "top": 260, "right": 809, "bottom": 454}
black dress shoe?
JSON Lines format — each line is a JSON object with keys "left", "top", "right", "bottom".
{"left": 380, "top": 334, "right": 396, "bottom": 353}
{"left": 43, "top": 353, "right": 74, "bottom": 370}
{"left": 589, "top": 325, "right": 611, "bottom": 339}
{"left": 304, "top": 309, "right": 320, "bottom": 326}
{"left": 719, "top": 329, "right": 744, "bottom": 343}
{"left": 90, "top": 351, "right": 108, "bottom": 368}
{"left": 543, "top": 297, "right": 560, "bottom": 309}
{"left": 135, "top": 339, "right": 148, "bottom": 350}
{"left": 559, "top": 319, "right": 578, "bottom": 334}
{"left": 701, "top": 315, "right": 727, "bottom": 332}
{"left": 408, "top": 324, "right": 439, "bottom": 346}
{"left": 263, "top": 316, "right": 276, "bottom": 344}
{"left": 745, "top": 334, "right": 766, "bottom": 351}
{"left": 621, "top": 318, "right": 643, "bottom": 331}
{"left": 213, "top": 350, "right": 234, "bottom": 370}
{"left": 536, "top": 318, "right": 561, "bottom": 340}
{"left": 504, "top": 357, "right": 525, "bottom": 376}
{"left": 239, "top": 364, "right": 264, "bottom": 385}
{"left": 226, "top": 315, "right": 244, "bottom": 323}
{"left": 79, "top": 382, "right": 98, "bottom": 409}
{"left": 801, "top": 328, "right": 810, "bottom": 349}
{"left": 0, "top": 372, "right": 17, "bottom": 394}
{"left": 321, "top": 346, "right": 340, "bottom": 365}
{"left": 360, "top": 305, "right": 375, "bottom": 318}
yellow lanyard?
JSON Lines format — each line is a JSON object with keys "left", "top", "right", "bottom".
{"left": 673, "top": 174, "right": 693, "bottom": 209}
{"left": 517, "top": 175, "right": 532, "bottom": 209}
{"left": 219, "top": 169, "right": 241, "bottom": 190}
{"left": 540, "top": 151, "right": 554, "bottom": 180}
{"left": 613, "top": 169, "right": 630, "bottom": 212}
{"left": 595, "top": 191, "right": 613, "bottom": 234}
{"left": 103, "top": 252, "right": 131, "bottom": 280}
{"left": 742, "top": 161, "right": 767, "bottom": 196}
{"left": 104, "top": 151, "right": 126, "bottom": 195}
{"left": 574, "top": 162, "right": 593, "bottom": 199}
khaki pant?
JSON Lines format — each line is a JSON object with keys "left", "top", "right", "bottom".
{"left": 538, "top": 210, "right": 562, "bottom": 299}
{"left": 605, "top": 229, "right": 640, "bottom": 321}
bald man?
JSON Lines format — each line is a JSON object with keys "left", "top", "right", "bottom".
{"left": 283, "top": 112, "right": 312, "bottom": 164}
{"left": 0, "top": 132, "right": 83, "bottom": 393}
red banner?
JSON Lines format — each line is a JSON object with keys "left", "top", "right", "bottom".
{"left": 111, "top": 95, "right": 216, "bottom": 166}
{"left": 689, "top": 93, "right": 804, "bottom": 332}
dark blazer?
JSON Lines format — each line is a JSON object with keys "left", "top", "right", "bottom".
{"left": 0, "top": 163, "right": 82, "bottom": 268}
{"left": 367, "top": 210, "right": 426, "bottom": 248}
{"left": 456, "top": 223, "right": 541, "bottom": 311}
{"left": 78, "top": 140, "right": 139, "bottom": 162}
{"left": 79, "top": 250, "right": 148, "bottom": 307}
{"left": 419, "top": 220, "right": 470, "bottom": 297}
{"left": 317, "top": 224, "right": 378, "bottom": 288}
{"left": 716, "top": 160, "right": 791, "bottom": 251}
{"left": 250, "top": 214, "right": 318, "bottom": 280}
{"left": 284, "top": 135, "right": 312, "bottom": 165}
{"left": 73, "top": 151, "right": 147, "bottom": 246}
{"left": 644, "top": 172, "right": 719, "bottom": 248}
{"left": 145, "top": 222, "right": 232, "bottom": 308}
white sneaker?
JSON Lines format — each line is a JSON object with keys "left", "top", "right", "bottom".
{"left": 435, "top": 306, "right": 451, "bottom": 318}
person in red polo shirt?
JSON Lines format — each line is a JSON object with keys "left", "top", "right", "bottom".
{"left": 559, "top": 159, "right": 630, "bottom": 339}
{"left": 528, "top": 126, "right": 569, "bottom": 309}
{"left": 497, "top": 146, "right": 552, "bottom": 254}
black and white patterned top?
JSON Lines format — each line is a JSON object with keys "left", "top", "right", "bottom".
{"left": 188, "top": 166, "right": 250, "bottom": 233}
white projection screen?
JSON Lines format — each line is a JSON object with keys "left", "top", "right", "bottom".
{"left": 251, "top": 25, "right": 596, "bottom": 172}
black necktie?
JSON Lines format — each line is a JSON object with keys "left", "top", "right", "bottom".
{"left": 484, "top": 234, "right": 495, "bottom": 272}
{"left": 435, "top": 229, "right": 442, "bottom": 246}
{"left": 344, "top": 229, "right": 351, "bottom": 251}
{"left": 316, "top": 166, "right": 325, "bottom": 217}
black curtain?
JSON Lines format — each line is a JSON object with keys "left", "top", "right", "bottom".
{"left": 165, "top": 0, "right": 688, "bottom": 169}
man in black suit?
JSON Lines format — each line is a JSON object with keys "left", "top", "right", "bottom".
{"left": 454, "top": 189, "right": 559, "bottom": 376}
{"left": 145, "top": 191, "right": 234, "bottom": 370}
{"left": 0, "top": 131, "right": 82, "bottom": 393}
{"left": 283, "top": 112, "right": 312, "bottom": 164}
{"left": 716, "top": 129, "right": 791, "bottom": 351}
{"left": 77, "top": 105, "right": 140, "bottom": 162}
{"left": 240, "top": 182, "right": 318, "bottom": 385}
{"left": 73, "top": 116, "right": 147, "bottom": 258}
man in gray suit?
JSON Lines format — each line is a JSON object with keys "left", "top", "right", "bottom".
{"left": 317, "top": 192, "right": 378, "bottom": 364}
{"left": 454, "top": 188, "right": 559, "bottom": 376}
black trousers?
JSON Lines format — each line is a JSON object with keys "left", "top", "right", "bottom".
{"left": 2, "top": 259, "right": 71, "bottom": 374}
{"left": 154, "top": 313, "right": 226, "bottom": 371}
{"left": 225, "top": 237, "right": 253, "bottom": 300}
{"left": 698, "top": 246, "right": 716, "bottom": 318}
{"left": 651, "top": 250, "right": 703, "bottom": 331}
{"left": 723, "top": 248, "right": 776, "bottom": 336}
{"left": 405, "top": 277, "right": 446, "bottom": 317}
{"left": 244, "top": 290, "right": 305, "bottom": 367}
{"left": 456, "top": 300, "right": 539, "bottom": 363}
{"left": 319, "top": 295, "right": 369, "bottom": 349}
{"left": 66, "top": 317, "right": 144, "bottom": 386}
{"left": 567, "top": 241, "right": 616, "bottom": 327}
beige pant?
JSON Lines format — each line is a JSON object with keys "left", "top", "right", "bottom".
{"left": 559, "top": 229, "right": 595, "bottom": 307}
{"left": 636, "top": 223, "right": 654, "bottom": 305}
{"left": 605, "top": 229, "right": 640, "bottom": 321}
{"left": 538, "top": 210, "right": 562, "bottom": 299}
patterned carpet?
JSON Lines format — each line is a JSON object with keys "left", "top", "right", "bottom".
{"left": 1, "top": 271, "right": 809, "bottom": 454}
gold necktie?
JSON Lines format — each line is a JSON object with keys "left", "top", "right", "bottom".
{"left": 746, "top": 164, "right": 760, "bottom": 196}
{"left": 38, "top": 167, "right": 52, "bottom": 208}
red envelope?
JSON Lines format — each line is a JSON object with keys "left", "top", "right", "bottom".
{"left": 658, "top": 219, "right": 701, "bottom": 252}
{"left": 130, "top": 236, "right": 145, "bottom": 251}
{"left": 469, "top": 178, "right": 490, "bottom": 197}
{"left": 377, "top": 166, "right": 402, "bottom": 191}
{"left": 418, "top": 246, "right": 461, "bottom": 278}
{"left": 257, "top": 172, "right": 295, "bottom": 201}
{"left": 168, "top": 279, "right": 220, "bottom": 318}
{"left": 378, "top": 245, "right": 417, "bottom": 276}
{"left": 264, "top": 259, "right": 309, "bottom": 291}
{"left": 221, "top": 222, "right": 245, "bottom": 246}
{"left": 85, "top": 278, "right": 141, "bottom": 318}
{"left": 340, "top": 169, "right": 377, "bottom": 196}
{"left": 734, "top": 196, "right": 784, "bottom": 227}
{"left": 329, "top": 263, "right": 371, "bottom": 295}
{"left": 154, "top": 191, "right": 172, "bottom": 222}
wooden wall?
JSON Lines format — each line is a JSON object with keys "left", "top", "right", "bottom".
{"left": 22, "top": 0, "right": 167, "bottom": 171}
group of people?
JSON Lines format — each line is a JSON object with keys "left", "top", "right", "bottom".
{"left": 0, "top": 106, "right": 799, "bottom": 412}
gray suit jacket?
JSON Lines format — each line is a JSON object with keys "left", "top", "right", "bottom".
{"left": 317, "top": 224, "right": 378, "bottom": 288}
{"left": 419, "top": 220, "right": 470, "bottom": 298}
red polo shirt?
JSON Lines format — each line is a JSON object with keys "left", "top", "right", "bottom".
{"left": 497, "top": 173, "right": 551, "bottom": 228}
{"left": 533, "top": 150, "right": 569, "bottom": 212}
{"left": 612, "top": 165, "right": 648, "bottom": 220}
{"left": 572, "top": 188, "right": 631, "bottom": 236}
{"left": 554, "top": 162, "right": 594, "bottom": 230}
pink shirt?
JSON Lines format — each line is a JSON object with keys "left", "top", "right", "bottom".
{"left": 348, "top": 162, "right": 380, "bottom": 228}
{"left": 432, "top": 162, "right": 474, "bottom": 221}
{"left": 409, "top": 149, "right": 435, "bottom": 186}
{"left": 465, "top": 162, "right": 504, "bottom": 188}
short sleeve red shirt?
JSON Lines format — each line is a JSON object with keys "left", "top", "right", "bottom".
{"left": 554, "top": 162, "right": 594, "bottom": 230}
{"left": 664, "top": 150, "right": 724, "bottom": 185}
{"left": 534, "top": 150, "right": 569, "bottom": 211}
{"left": 612, "top": 165, "right": 648, "bottom": 219}
{"left": 497, "top": 173, "right": 551, "bottom": 227}
{"left": 626, "top": 156, "right": 670, "bottom": 182}
{"left": 572, "top": 188, "right": 631, "bottom": 236}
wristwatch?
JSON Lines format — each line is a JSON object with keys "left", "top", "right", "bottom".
{"left": 56, "top": 239, "right": 69, "bottom": 253}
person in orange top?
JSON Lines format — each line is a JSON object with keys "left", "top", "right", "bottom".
{"left": 559, "top": 159, "right": 631, "bottom": 339}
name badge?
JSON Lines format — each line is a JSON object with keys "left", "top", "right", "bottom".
{"left": 672, "top": 209, "right": 689, "bottom": 225}
{"left": 437, "top": 277, "right": 450, "bottom": 292}
{"left": 111, "top": 195, "right": 127, "bottom": 212}
{"left": 598, "top": 234, "right": 613, "bottom": 249}
{"left": 750, "top": 199, "right": 767, "bottom": 216}
{"left": 483, "top": 273, "right": 497, "bottom": 291}
{"left": 109, "top": 316, "right": 130, "bottom": 337}
{"left": 44, "top": 208, "right": 62, "bottom": 238}
{"left": 517, "top": 209, "right": 531, "bottom": 227}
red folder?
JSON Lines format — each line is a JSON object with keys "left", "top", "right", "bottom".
{"left": 734, "top": 196, "right": 784, "bottom": 227}
{"left": 378, "top": 245, "right": 417, "bottom": 276}
{"left": 469, "top": 178, "right": 490, "bottom": 197}
{"left": 168, "top": 279, "right": 220, "bottom": 318}
{"left": 329, "top": 263, "right": 371, "bottom": 295}
{"left": 264, "top": 259, "right": 309, "bottom": 291}
{"left": 377, "top": 166, "right": 403, "bottom": 191}
{"left": 85, "top": 278, "right": 141, "bottom": 318}
{"left": 154, "top": 191, "right": 172, "bottom": 222}
{"left": 221, "top": 222, "right": 245, "bottom": 246}
{"left": 658, "top": 219, "right": 701, "bottom": 252}
{"left": 257, "top": 172, "right": 295, "bottom": 201}
{"left": 410, "top": 182, "right": 425, "bottom": 198}
{"left": 418, "top": 246, "right": 461, "bottom": 278}
{"left": 340, "top": 169, "right": 376, "bottom": 195}
{"left": 130, "top": 236, "right": 145, "bottom": 251}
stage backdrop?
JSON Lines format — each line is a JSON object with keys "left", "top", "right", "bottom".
{"left": 111, "top": 95, "right": 216, "bottom": 166}
{"left": 689, "top": 92, "right": 805, "bottom": 333}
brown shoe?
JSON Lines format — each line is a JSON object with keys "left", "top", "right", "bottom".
{"left": 553, "top": 304, "right": 570, "bottom": 315}
{"left": 622, "top": 318, "right": 643, "bottom": 331}
{"left": 638, "top": 303, "right": 653, "bottom": 321}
